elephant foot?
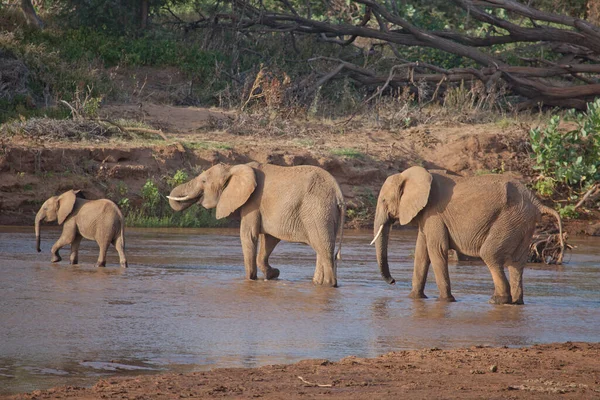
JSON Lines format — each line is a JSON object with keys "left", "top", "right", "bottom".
{"left": 489, "top": 295, "right": 511, "bottom": 305}
{"left": 264, "top": 268, "right": 279, "bottom": 280}
{"left": 313, "top": 278, "right": 338, "bottom": 288}
{"left": 70, "top": 259, "right": 78, "bottom": 265}
{"left": 512, "top": 298, "right": 524, "bottom": 305}
{"left": 120, "top": 261, "right": 128, "bottom": 268}
{"left": 51, "top": 254, "right": 61, "bottom": 263}
{"left": 408, "top": 290, "right": 427, "bottom": 299}
{"left": 95, "top": 261, "right": 106, "bottom": 268}
{"left": 437, "top": 295, "right": 456, "bottom": 302}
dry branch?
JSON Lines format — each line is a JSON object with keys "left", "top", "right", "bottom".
{"left": 574, "top": 183, "right": 600, "bottom": 209}
{"left": 528, "top": 233, "right": 570, "bottom": 264}
{"left": 224, "top": 0, "right": 600, "bottom": 109}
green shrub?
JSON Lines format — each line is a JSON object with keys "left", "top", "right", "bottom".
{"left": 167, "top": 169, "right": 189, "bottom": 188}
{"left": 121, "top": 172, "right": 226, "bottom": 228}
{"left": 530, "top": 99, "right": 600, "bottom": 189}
{"left": 533, "top": 177, "right": 556, "bottom": 197}
{"left": 556, "top": 204, "right": 579, "bottom": 220}
{"left": 141, "top": 179, "right": 161, "bottom": 213}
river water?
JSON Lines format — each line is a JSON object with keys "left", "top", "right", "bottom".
{"left": 0, "top": 226, "right": 598, "bottom": 394}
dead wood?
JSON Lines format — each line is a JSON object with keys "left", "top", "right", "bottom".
{"left": 218, "top": 0, "right": 600, "bottom": 109}
{"left": 529, "top": 232, "right": 571, "bottom": 264}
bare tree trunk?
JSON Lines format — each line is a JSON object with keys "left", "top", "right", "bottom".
{"left": 140, "top": 0, "right": 149, "bottom": 30}
{"left": 20, "top": 0, "right": 44, "bottom": 29}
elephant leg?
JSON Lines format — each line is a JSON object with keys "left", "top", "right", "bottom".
{"left": 51, "top": 229, "right": 76, "bottom": 263}
{"left": 69, "top": 234, "right": 82, "bottom": 265}
{"left": 95, "top": 241, "right": 109, "bottom": 268}
{"left": 313, "top": 245, "right": 337, "bottom": 287}
{"left": 480, "top": 250, "right": 511, "bottom": 304}
{"left": 480, "top": 224, "right": 514, "bottom": 304}
{"left": 113, "top": 235, "right": 128, "bottom": 268}
{"left": 409, "top": 231, "right": 431, "bottom": 299}
{"left": 312, "top": 254, "right": 324, "bottom": 285}
{"left": 426, "top": 235, "right": 455, "bottom": 302}
{"left": 240, "top": 217, "right": 259, "bottom": 280}
{"left": 257, "top": 234, "right": 280, "bottom": 280}
{"left": 507, "top": 265, "right": 524, "bottom": 305}
{"left": 506, "top": 237, "right": 530, "bottom": 305}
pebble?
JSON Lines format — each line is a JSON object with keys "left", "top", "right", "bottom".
{"left": 490, "top": 365, "right": 498, "bottom": 373}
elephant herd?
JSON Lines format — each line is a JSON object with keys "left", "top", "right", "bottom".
{"left": 35, "top": 162, "right": 563, "bottom": 305}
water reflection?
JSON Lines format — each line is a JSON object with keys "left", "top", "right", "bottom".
{"left": 0, "top": 226, "right": 599, "bottom": 395}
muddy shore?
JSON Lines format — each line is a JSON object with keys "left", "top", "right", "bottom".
{"left": 4, "top": 342, "right": 599, "bottom": 399}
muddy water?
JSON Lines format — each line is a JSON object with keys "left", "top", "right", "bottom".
{"left": 0, "top": 226, "right": 599, "bottom": 394}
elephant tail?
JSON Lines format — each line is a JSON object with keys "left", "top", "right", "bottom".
{"left": 335, "top": 200, "right": 345, "bottom": 261}
{"left": 539, "top": 204, "right": 565, "bottom": 264}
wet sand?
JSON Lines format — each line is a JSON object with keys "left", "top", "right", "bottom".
{"left": 5, "top": 343, "right": 600, "bottom": 399}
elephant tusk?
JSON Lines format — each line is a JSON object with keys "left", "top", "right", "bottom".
{"left": 167, "top": 195, "right": 192, "bottom": 202}
{"left": 370, "top": 225, "right": 384, "bottom": 246}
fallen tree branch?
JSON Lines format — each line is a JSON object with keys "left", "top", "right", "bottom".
{"left": 99, "top": 119, "right": 168, "bottom": 140}
{"left": 574, "top": 183, "right": 600, "bottom": 210}
{"left": 297, "top": 376, "right": 333, "bottom": 387}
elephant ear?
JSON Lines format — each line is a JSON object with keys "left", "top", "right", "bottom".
{"left": 57, "top": 190, "right": 80, "bottom": 225}
{"left": 398, "top": 166, "right": 432, "bottom": 225}
{"left": 216, "top": 165, "right": 257, "bottom": 219}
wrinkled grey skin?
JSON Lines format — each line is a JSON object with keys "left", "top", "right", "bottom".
{"left": 168, "top": 162, "right": 345, "bottom": 287}
{"left": 35, "top": 190, "right": 127, "bottom": 268}
{"left": 372, "top": 166, "right": 563, "bottom": 305}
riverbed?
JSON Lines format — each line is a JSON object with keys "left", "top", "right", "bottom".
{"left": 0, "top": 226, "right": 598, "bottom": 394}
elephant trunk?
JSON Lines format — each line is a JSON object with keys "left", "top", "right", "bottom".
{"left": 168, "top": 178, "right": 202, "bottom": 212}
{"left": 374, "top": 207, "right": 395, "bottom": 285}
{"left": 35, "top": 209, "right": 44, "bottom": 252}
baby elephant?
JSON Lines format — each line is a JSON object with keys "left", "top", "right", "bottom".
{"left": 35, "top": 190, "right": 128, "bottom": 268}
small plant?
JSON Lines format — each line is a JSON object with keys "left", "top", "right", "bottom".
{"left": 556, "top": 204, "right": 579, "bottom": 220}
{"left": 141, "top": 179, "right": 161, "bottom": 214}
{"left": 167, "top": 170, "right": 189, "bottom": 188}
{"left": 118, "top": 197, "right": 131, "bottom": 214}
{"left": 116, "top": 181, "right": 128, "bottom": 197}
{"left": 534, "top": 177, "right": 556, "bottom": 197}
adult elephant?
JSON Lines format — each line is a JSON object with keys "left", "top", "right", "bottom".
{"left": 167, "top": 162, "right": 345, "bottom": 287}
{"left": 371, "top": 166, "right": 563, "bottom": 305}
{"left": 35, "top": 190, "right": 128, "bottom": 268}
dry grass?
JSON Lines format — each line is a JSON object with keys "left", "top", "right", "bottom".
{"left": 0, "top": 117, "right": 164, "bottom": 143}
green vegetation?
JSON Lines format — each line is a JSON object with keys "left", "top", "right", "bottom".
{"left": 533, "top": 177, "right": 557, "bottom": 197}
{"left": 556, "top": 204, "right": 580, "bottom": 220}
{"left": 114, "top": 170, "right": 227, "bottom": 228}
{"left": 530, "top": 99, "right": 600, "bottom": 190}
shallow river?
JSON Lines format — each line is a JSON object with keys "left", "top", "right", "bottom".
{"left": 0, "top": 226, "right": 599, "bottom": 394}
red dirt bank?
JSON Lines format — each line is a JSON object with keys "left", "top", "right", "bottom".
{"left": 4, "top": 343, "right": 599, "bottom": 399}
